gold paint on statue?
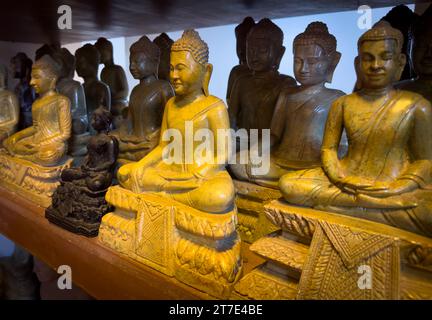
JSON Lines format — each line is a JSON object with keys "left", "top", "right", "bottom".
{"left": 99, "top": 30, "right": 241, "bottom": 298}
{"left": 0, "top": 55, "right": 72, "bottom": 207}
{"left": 0, "top": 65, "right": 19, "bottom": 143}
{"left": 279, "top": 22, "right": 432, "bottom": 237}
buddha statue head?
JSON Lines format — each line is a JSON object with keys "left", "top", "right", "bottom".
{"left": 356, "top": 21, "right": 406, "bottom": 90}
{"left": 75, "top": 44, "right": 100, "bottom": 79}
{"left": 153, "top": 33, "right": 173, "bottom": 81}
{"left": 58, "top": 48, "right": 76, "bottom": 80}
{"left": 10, "top": 52, "right": 32, "bottom": 80}
{"left": 35, "top": 43, "right": 61, "bottom": 61}
{"left": 30, "top": 55, "right": 62, "bottom": 95}
{"left": 235, "top": 17, "right": 255, "bottom": 65}
{"left": 293, "top": 22, "right": 341, "bottom": 86}
{"left": 129, "top": 36, "right": 160, "bottom": 80}
{"left": 94, "top": 37, "right": 114, "bottom": 65}
{"left": 411, "top": 7, "right": 432, "bottom": 80}
{"left": 246, "top": 18, "right": 285, "bottom": 73}
{"left": 170, "top": 29, "right": 212, "bottom": 97}
{"left": 91, "top": 105, "right": 113, "bottom": 133}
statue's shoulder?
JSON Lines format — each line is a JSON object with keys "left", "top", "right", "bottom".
{"left": 206, "top": 95, "right": 225, "bottom": 108}
{"left": 279, "top": 74, "right": 297, "bottom": 87}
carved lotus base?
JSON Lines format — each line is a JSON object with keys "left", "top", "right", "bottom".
{"left": 0, "top": 150, "right": 72, "bottom": 208}
{"left": 234, "top": 200, "right": 432, "bottom": 300}
{"left": 233, "top": 180, "right": 281, "bottom": 243}
{"left": 98, "top": 186, "right": 243, "bottom": 299}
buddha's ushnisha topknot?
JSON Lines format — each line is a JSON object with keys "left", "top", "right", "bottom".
{"left": 358, "top": 21, "right": 404, "bottom": 52}
{"left": 171, "top": 30, "right": 209, "bottom": 65}
{"left": 130, "top": 36, "right": 160, "bottom": 61}
{"left": 294, "top": 22, "right": 337, "bottom": 55}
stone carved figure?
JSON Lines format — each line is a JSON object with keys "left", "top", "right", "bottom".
{"left": 46, "top": 106, "right": 118, "bottom": 236}
{"left": 95, "top": 38, "right": 129, "bottom": 128}
{"left": 230, "top": 22, "right": 346, "bottom": 188}
{"left": 56, "top": 48, "right": 89, "bottom": 158}
{"left": 4, "top": 55, "right": 71, "bottom": 166}
{"left": 75, "top": 44, "right": 111, "bottom": 130}
{"left": 10, "top": 53, "right": 36, "bottom": 129}
{"left": 226, "top": 17, "right": 255, "bottom": 105}
{"left": 117, "top": 30, "right": 235, "bottom": 214}
{"left": 0, "top": 65, "right": 19, "bottom": 144}
{"left": 279, "top": 22, "right": 432, "bottom": 237}
{"left": 153, "top": 33, "right": 174, "bottom": 82}
{"left": 228, "top": 18, "right": 296, "bottom": 133}
{"left": 114, "top": 36, "right": 174, "bottom": 164}
{"left": 397, "top": 6, "right": 432, "bottom": 101}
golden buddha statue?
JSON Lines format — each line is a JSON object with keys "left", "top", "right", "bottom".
{"left": 226, "top": 17, "right": 255, "bottom": 105}
{"left": 95, "top": 38, "right": 129, "bottom": 128}
{"left": 114, "top": 36, "right": 174, "bottom": 164}
{"left": 99, "top": 30, "right": 241, "bottom": 298}
{"left": 153, "top": 33, "right": 174, "bottom": 82}
{"left": 230, "top": 22, "right": 346, "bottom": 188}
{"left": 228, "top": 18, "right": 296, "bottom": 132}
{"left": 4, "top": 55, "right": 71, "bottom": 166}
{"left": 118, "top": 30, "right": 235, "bottom": 213}
{"left": 397, "top": 6, "right": 432, "bottom": 101}
{"left": 0, "top": 65, "right": 19, "bottom": 144}
{"left": 75, "top": 44, "right": 111, "bottom": 129}
{"left": 279, "top": 22, "right": 432, "bottom": 237}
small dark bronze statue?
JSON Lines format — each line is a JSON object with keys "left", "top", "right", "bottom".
{"left": 10, "top": 53, "right": 36, "bottom": 129}
{"left": 95, "top": 38, "right": 129, "bottom": 128}
{"left": 226, "top": 17, "right": 255, "bottom": 105}
{"left": 46, "top": 106, "right": 119, "bottom": 237}
{"left": 153, "top": 33, "right": 174, "bottom": 82}
{"left": 75, "top": 44, "right": 111, "bottom": 131}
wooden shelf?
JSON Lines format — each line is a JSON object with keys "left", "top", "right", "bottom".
{"left": 0, "top": 185, "right": 263, "bottom": 300}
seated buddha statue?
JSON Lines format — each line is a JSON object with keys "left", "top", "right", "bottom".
{"left": 228, "top": 18, "right": 296, "bottom": 133}
{"left": 75, "top": 44, "right": 111, "bottom": 130}
{"left": 114, "top": 36, "right": 174, "bottom": 164}
{"left": 153, "top": 33, "right": 174, "bottom": 82}
{"left": 46, "top": 106, "right": 118, "bottom": 236}
{"left": 279, "top": 22, "right": 432, "bottom": 237}
{"left": 3, "top": 55, "right": 71, "bottom": 166}
{"left": 226, "top": 17, "right": 255, "bottom": 105}
{"left": 56, "top": 48, "right": 89, "bottom": 157}
{"left": 397, "top": 6, "right": 432, "bottom": 101}
{"left": 95, "top": 38, "right": 129, "bottom": 128}
{"left": 118, "top": 30, "right": 235, "bottom": 214}
{"left": 10, "top": 53, "right": 36, "bottom": 130}
{"left": 230, "top": 22, "right": 347, "bottom": 188}
{"left": 0, "top": 65, "right": 19, "bottom": 143}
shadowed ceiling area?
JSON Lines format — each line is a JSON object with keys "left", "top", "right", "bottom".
{"left": 0, "top": 0, "right": 427, "bottom": 44}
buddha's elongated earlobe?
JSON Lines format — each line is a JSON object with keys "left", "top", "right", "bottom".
{"left": 202, "top": 63, "right": 213, "bottom": 96}
{"left": 395, "top": 53, "right": 407, "bottom": 82}
{"left": 326, "top": 51, "right": 341, "bottom": 83}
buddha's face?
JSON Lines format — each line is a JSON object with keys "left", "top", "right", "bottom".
{"left": 75, "top": 55, "right": 96, "bottom": 78}
{"left": 11, "top": 58, "right": 25, "bottom": 78}
{"left": 30, "top": 67, "right": 55, "bottom": 94}
{"left": 412, "top": 32, "right": 432, "bottom": 78}
{"left": 246, "top": 36, "right": 279, "bottom": 72}
{"left": 129, "top": 52, "right": 157, "bottom": 80}
{"left": 98, "top": 45, "right": 112, "bottom": 65}
{"left": 91, "top": 113, "right": 108, "bottom": 132}
{"left": 170, "top": 50, "right": 204, "bottom": 97}
{"left": 294, "top": 44, "right": 331, "bottom": 86}
{"left": 358, "top": 39, "right": 405, "bottom": 89}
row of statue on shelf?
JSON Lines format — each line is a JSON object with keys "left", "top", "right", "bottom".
{"left": 0, "top": 3, "right": 431, "bottom": 299}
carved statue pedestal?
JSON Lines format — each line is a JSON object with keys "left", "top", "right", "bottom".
{"left": 98, "top": 186, "right": 243, "bottom": 299}
{"left": 0, "top": 149, "right": 72, "bottom": 207}
{"left": 45, "top": 183, "right": 112, "bottom": 237}
{"left": 234, "top": 201, "right": 432, "bottom": 300}
{"left": 233, "top": 180, "right": 280, "bottom": 243}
